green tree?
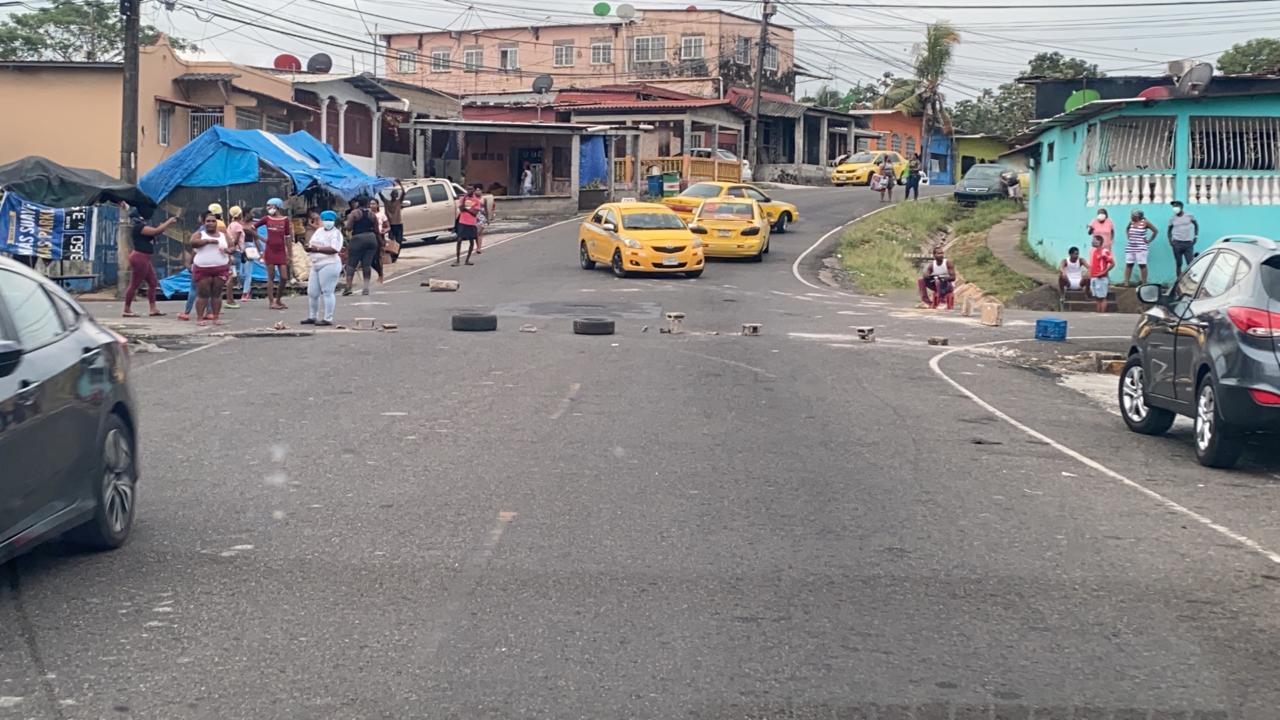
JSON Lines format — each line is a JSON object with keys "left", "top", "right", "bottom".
{"left": 0, "top": 1, "right": 196, "bottom": 62}
{"left": 873, "top": 22, "right": 960, "bottom": 152}
{"left": 801, "top": 81, "right": 883, "bottom": 111}
{"left": 1217, "top": 37, "right": 1280, "bottom": 74}
{"left": 1025, "top": 51, "right": 1102, "bottom": 79}
{"left": 948, "top": 52, "right": 1100, "bottom": 137}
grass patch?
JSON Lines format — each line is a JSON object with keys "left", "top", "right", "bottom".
{"left": 948, "top": 232, "right": 1037, "bottom": 302}
{"left": 841, "top": 237, "right": 921, "bottom": 294}
{"left": 951, "top": 199, "right": 1021, "bottom": 235}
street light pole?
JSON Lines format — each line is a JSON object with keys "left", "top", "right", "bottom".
{"left": 119, "top": 0, "right": 140, "bottom": 183}
{"left": 747, "top": 0, "right": 774, "bottom": 174}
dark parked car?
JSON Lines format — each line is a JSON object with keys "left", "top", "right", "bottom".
{"left": 0, "top": 257, "right": 138, "bottom": 564}
{"left": 1119, "top": 236, "right": 1280, "bottom": 468}
{"left": 953, "top": 164, "right": 1009, "bottom": 205}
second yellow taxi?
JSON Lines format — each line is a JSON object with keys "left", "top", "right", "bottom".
{"left": 661, "top": 181, "right": 799, "bottom": 233}
{"left": 689, "top": 199, "right": 770, "bottom": 261}
{"left": 579, "top": 202, "right": 705, "bottom": 278}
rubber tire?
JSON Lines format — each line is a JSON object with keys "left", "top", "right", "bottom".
{"left": 752, "top": 244, "right": 765, "bottom": 262}
{"left": 1118, "top": 355, "right": 1175, "bottom": 436}
{"left": 763, "top": 238, "right": 770, "bottom": 255}
{"left": 773, "top": 213, "right": 790, "bottom": 234}
{"left": 68, "top": 413, "right": 136, "bottom": 551}
{"left": 452, "top": 312, "right": 498, "bottom": 332}
{"left": 1194, "top": 376, "right": 1244, "bottom": 469}
{"left": 611, "top": 250, "right": 629, "bottom": 278}
{"left": 573, "top": 317, "right": 615, "bottom": 335}
{"left": 580, "top": 242, "right": 595, "bottom": 270}
{"left": 685, "top": 269, "right": 703, "bottom": 278}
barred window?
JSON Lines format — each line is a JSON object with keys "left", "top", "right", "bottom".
{"left": 1190, "top": 116, "right": 1280, "bottom": 171}
{"left": 1077, "top": 116, "right": 1175, "bottom": 174}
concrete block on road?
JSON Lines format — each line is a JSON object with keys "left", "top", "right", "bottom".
{"left": 856, "top": 326, "right": 875, "bottom": 342}
{"left": 928, "top": 336, "right": 949, "bottom": 346}
{"left": 741, "top": 323, "right": 762, "bottom": 336}
{"left": 980, "top": 302, "right": 1004, "bottom": 327}
{"left": 426, "top": 279, "right": 460, "bottom": 292}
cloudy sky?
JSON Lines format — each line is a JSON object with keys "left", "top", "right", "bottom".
{"left": 120, "top": 0, "right": 1280, "bottom": 100}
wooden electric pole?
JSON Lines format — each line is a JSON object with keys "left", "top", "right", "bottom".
{"left": 119, "top": 0, "right": 140, "bottom": 183}
{"left": 748, "top": 0, "right": 774, "bottom": 173}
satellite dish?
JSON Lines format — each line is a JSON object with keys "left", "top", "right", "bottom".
{"left": 532, "top": 74, "right": 554, "bottom": 94}
{"left": 306, "top": 53, "right": 333, "bottom": 73}
{"left": 1167, "top": 59, "right": 1194, "bottom": 78}
{"left": 616, "top": 3, "right": 635, "bottom": 19}
{"left": 1063, "top": 88, "right": 1100, "bottom": 112}
{"left": 1138, "top": 85, "right": 1172, "bottom": 101}
{"left": 273, "top": 54, "right": 303, "bottom": 71}
{"left": 1176, "top": 62, "right": 1213, "bottom": 97}
{"left": 592, "top": 1, "right": 611, "bottom": 15}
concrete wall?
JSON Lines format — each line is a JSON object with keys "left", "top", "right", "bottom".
{"left": 494, "top": 195, "right": 577, "bottom": 219}
{"left": 955, "top": 136, "right": 1011, "bottom": 176}
{"left": 860, "top": 112, "right": 922, "bottom": 155}
{"left": 1026, "top": 94, "right": 1280, "bottom": 285}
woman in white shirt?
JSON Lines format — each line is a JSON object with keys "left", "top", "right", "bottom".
{"left": 303, "top": 210, "right": 345, "bottom": 326}
{"left": 190, "top": 211, "right": 230, "bottom": 326}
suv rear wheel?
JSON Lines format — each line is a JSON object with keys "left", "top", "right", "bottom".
{"left": 68, "top": 415, "right": 136, "bottom": 550}
{"left": 1119, "top": 356, "right": 1175, "bottom": 436}
{"left": 1194, "top": 376, "right": 1244, "bottom": 468}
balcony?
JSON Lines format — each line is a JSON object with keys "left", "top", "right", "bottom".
{"left": 1086, "top": 174, "right": 1176, "bottom": 207}
{"left": 1188, "top": 173, "right": 1280, "bottom": 206}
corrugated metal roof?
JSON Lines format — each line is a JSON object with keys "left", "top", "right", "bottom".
{"left": 175, "top": 72, "right": 239, "bottom": 82}
{"left": 1008, "top": 98, "right": 1146, "bottom": 144}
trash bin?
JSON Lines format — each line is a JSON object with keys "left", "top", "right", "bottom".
{"left": 662, "top": 171, "right": 680, "bottom": 197}
{"left": 647, "top": 174, "right": 663, "bottom": 197}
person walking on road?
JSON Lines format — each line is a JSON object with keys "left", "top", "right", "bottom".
{"left": 303, "top": 210, "right": 344, "bottom": 327}
{"left": 190, "top": 212, "right": 231, "bottom": 327}
{"left": 122, "top": 207, "right": 175, "bottom": 318}
{"left": 369, "top": 197, "right": 389, "bottom": 283}
{"left": 521, "top": 163, "right": 534, "bottom": 196}
{"left": 255, "top": 197, "right": 291, "bottom": 310}
{"left": 1167, "top": 200, "right": 1199, "bottom": 276}
{"left": 472, "top": 184, "right": 491, "bottom": 254}
{"left": 343, "top": 196, "right": 380, "bottom": 296}
{"left": 1123, "top": 209, "right": 1158, "bottom": 287}
{"left": 903, "top": 153, "right": 922, "bottom": 201}
{"left": 876, "top": 160, "right": 896, "bottom": 203}
{"left": 454, "top": 186, "right": 482, "bottom": 267}
{"left": 1088, "top": 234, "right": 1115, "bottom": 313}
{"left": 385, "top": 182, "right": 404, "bottom": 260}
{"left": 223, "top": 206, "right": 246, "bottom": 309}
{"left": 1087, "top": 208, "right": 1115, "bottom": 251}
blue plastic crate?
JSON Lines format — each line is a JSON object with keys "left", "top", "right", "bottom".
{"left": 1035, "top": 317, "right": 1068, "bottom": 342}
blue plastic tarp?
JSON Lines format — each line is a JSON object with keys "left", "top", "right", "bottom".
{"left": 579, "top": 136, "right": 607, "bottom": 187}
{"left": 139, "top": 127, "right": 394, "bottom": 203}
{"left": 159, "top": 262, "right": 270, "bottom": 300}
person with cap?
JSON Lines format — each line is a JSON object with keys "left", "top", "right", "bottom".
{"left": 303, "top": 210, "right": 345, "bottom": 326}
{"left": 122, "top": 206, "right": 177, "bottom": 318}
{"left": 254, "top": 197, "right": 292, "bottom": 310}
{"left": 207, "top": 202, "right": 227, "bottom": 232}
{"left": 222, "top": 206, "right": 246, "bottom": 309}
{"left": 1167, "top": 200, "right": 1199, "bottom": 276}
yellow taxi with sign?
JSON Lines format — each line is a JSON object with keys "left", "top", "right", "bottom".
{"left": 831, "top": 151, "right": 908, "bottom": 187}
{"left": 661, "top": 181, "right": 799, "bottom": 233}
{"left": 689, "top": 199, "right": 770, "bottom": 261}
{"left": 579, "top": 201, "right": 705, "bottom": 278}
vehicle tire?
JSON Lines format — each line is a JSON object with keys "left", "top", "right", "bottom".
{"left": 580, "top": 242, "right": 596, "bottom": 270}
{"left": 611, "top": 250, "right": 629, "bottom": 278}
{"left": 685, "top": 269, "right": 703, "bottom": 278}
{"left": 773, "top": 213, "right": 790, "bottom": 234}
{"left": 1194, "top": 375, "right": 1244, "bottom": 468}
{"left": 451, "top": 312, "right": 498, "bottom": 332}
{"left": 834, "top": 183, "right": 846, "bottom": 188}
{"left": 67, "top": 414, "right": 136, "bottom": 551}
{"left": 762, "top": 238, "right": 770, "bottom": 255}
{"left": 573, "top": 317, "right": 615, "bottom": 335}
{"left": 1119, "top": 355, "right": 1175, "bottom": 436}
{"left": 752, "top": 244, "right": 765, "bottom": 262}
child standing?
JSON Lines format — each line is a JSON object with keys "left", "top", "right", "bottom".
{"left": 1089, "top": 234, "right": 1115, "bottom": 313}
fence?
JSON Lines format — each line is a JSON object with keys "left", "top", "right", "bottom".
{"left": 1188, "top": 173, "right": 1280, "bottom": 205}
{"left": 637, "top": 156, "right": 742, "bottom": 183}
{"left": 1086, "top": 174, "right": 1176, "bottom": 206}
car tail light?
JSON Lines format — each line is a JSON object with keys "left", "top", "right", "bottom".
{"left": 1250, "top": 388, "right": 1280, "bottom": 405}
{"left": 741, "top": 226, "right": 761, "bottom": 236}
{"left": 668, "top": 203, "right": 692, "bottom": 213}
{"left": 1227, "top": 306, "right": 1280, "bottom": 338}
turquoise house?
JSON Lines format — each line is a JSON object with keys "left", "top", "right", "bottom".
{"left": 1010, "top": 84, "right": 1280, "bottom": 285}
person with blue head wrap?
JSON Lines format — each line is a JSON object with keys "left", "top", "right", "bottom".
{"left": 302, "top": 209, "right": 345, "bottom": 326}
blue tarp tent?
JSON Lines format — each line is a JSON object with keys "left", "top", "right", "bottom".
{"left": 139, "top": 127, "right": 393, "bottom": 203}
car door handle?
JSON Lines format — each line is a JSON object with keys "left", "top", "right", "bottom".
{"left": 16, "top": 380, "right": 40, "bottom": 405}
{"left": 80, "top": 348, "right": 102, "bottom": 366}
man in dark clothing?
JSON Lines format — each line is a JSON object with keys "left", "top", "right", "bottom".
{"left": 1167, "top": 200, "right": 1199, "bottom": 276}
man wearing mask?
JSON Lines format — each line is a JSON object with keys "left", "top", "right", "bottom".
{"left": 1167, "top": 200, "right": 1199, "bottom": 277}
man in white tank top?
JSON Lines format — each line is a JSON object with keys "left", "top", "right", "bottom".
{"left": 918, "top": 246, "right": 956, "bottom": 309}
{"left": 1058, "top": 245, "right": 1089, "bottom": 295}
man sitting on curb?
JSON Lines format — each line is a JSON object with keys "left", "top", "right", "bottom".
{"left": 918, "top": 246, "right": 956, "bottom": 310}
{"left": 1058, "top": 245, "right": 1089, "bottom": 297}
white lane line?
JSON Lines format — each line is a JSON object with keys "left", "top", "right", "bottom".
{"left": 417, "top": 510, "right": 517, "bottom": 660}
{"left": 548, "top": 382, "right": 582, "bottom": 420}
{"left": 385, "top": 215, "right": 585, "bottom": 284}
{"left": 135, "top": 336, "right": 233, "bottom": 371}
{"left": 672, "top": 348, "right": 778, "bottom": 379}
{"left": 930, "top": 337, "right": 1280, "bottom": 566}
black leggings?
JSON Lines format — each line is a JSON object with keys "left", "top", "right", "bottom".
{"left": 346, "top": 232, "right": 378, "bottom": 277}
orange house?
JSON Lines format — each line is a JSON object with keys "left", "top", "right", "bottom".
{"left": 848, "top": 109, "right": 924, "bottom": 159}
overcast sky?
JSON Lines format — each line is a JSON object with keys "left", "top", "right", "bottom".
{"left": 30, "top": 0, "right": 1276, "bottom": 101}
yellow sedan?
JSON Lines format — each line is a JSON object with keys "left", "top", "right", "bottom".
{"left": 579, "top": 202, "right": 705, "bottom": 278}
{"left": 831, "top": 151, "right": 908, "bottom": 187}
{"left": 661, "top": 181, "right": 799, "bottom": 233}
{"left": 688, "top": 199, "right": 770, "bottom": 261}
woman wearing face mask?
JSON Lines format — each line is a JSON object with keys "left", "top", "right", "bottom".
{"left": 1087, "top": 208, "right": 1115, "bottom": 251}
{"left": 304, "top": 210, "right": 344, "bottom": 326}
{"left": 190, "top": 211, "right": 231, "bottom": 327}
{"left": 254, "top": 197, "right": 291, "bottom": 310}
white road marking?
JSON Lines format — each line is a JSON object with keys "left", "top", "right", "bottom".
{"left": 385, "top": 215, "right": 584, "bottom": 284}
{"left": 135, "top": 336, "right": 233, "bottom": 371}
{"left": 671, "top": 349, "right": 777, "bottom": 379}
{"left": 930, "top": 337, "right": 1280, "bottom": 566}
{"left": 549, "top": 382, "right": 582, "bottom": 420}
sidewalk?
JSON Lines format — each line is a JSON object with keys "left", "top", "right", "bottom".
{"left": 985, "top": 212, "right": 1055, "bottom": 286}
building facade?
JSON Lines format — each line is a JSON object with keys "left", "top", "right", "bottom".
{"left": 848, "top": 110, "right": 923, "bottom": 158}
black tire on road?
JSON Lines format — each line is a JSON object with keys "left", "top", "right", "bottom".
{"left": 1118, "top": 355, "right": 1175, "bottom": 436}
{"left": 580, "top": 242, "right": 596, "bottom": 270}
{"left": 452, "top": 312, "right": 498, "bottom": 332}
{"left": 573, "top": 317, "right": 616, "bottom": 335}
{"left": 1194, "top": 375, "right": 1244, "bottom": 468}
{"left": 611, "top": 250, "right": 629, "bottom": 278}
{"left": 773, "top": 213, "right": 790, "bottom": 234}
{"left": 68, "top": 413, "right": 136, "bottom": 551}
{"left": 685, "top": 269, "right": 703, "bottom": 278}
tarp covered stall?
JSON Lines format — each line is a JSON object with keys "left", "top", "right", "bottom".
{"left": 0, "top": 156, "right": 153, "bottom": 211}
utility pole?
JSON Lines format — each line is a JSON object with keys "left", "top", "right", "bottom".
{"left": 119, "top": 0, "right": 140, "bottom": 183}
{"left": 748, "top": 0, "right": 775, "bottom": 173}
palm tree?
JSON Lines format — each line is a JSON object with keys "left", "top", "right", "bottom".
{"left": 873, "top": 22, "right": 960, "bottom": 155}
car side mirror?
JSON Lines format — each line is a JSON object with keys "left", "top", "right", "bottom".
{"left": 402, "top": 200, "right": 411, "bottom": 207}
{"left": 689, "top": 225, "right": 707, "bottom": 235}
{"left": 601, "top": 222, "right": 617, "bottom": 233}
{"left": 1137, "top": 283, "right": 1163, "bottom": 305}
{"left": 0, "top": 340, "right": 22, "bottom": 379}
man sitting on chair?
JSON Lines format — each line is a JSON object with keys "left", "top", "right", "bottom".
{"left": 918, "top": 246, "right": 956, "bottom": 309}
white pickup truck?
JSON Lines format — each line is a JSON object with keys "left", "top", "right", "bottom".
{"left": 385, "top": 178, "right": 495, "bottom": 244}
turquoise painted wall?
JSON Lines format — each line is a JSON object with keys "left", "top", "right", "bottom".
{"left": 1026, "top": 94, "right": 1280, "bottom": 285}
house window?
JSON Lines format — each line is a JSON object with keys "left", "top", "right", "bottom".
{"left": 680, "top": 35, "right": 704, "bottom": 60}
{"left": 464, "top": 49, "right": 482, "bottom": 72}
{"left": 431, "top": 50, "right": 450, "bottom": 72}
{"left": 1190, "top": 116, "right": 1280, "bottom": 170}
{"left": 1047, "top": 141, "right": 1055, "bottom": 162}
{"left": 396, "top": 50, "right": 416, "bottom": 73}
{"left": 891, "top": 133, "right": 901, "bottom": 153}
{"left": 763, "top": 44, "right": 778, "bottom": 71}
{"left": 906, "top": 137, "right": 916, "bottom": 156}
{"left": 235, "top": 107, "right": 263, "bottom": 130}
{"left": 632, "top": 35, "right": 666, "bottom": 64}
{"left": 190, "top": 108, "right": 223, "bottom": 139}
{"left": 591, "top": 42, "right": 612, "bottom": 65}
{"left": 734, "top": 37, "right": 751, "bottom": 64}
{"left": 499, "top": 47, "right": 518, "bottom": 72}
{"left": 1077, "top": 116, "right": 1175, "bottom": 174}
{"left": 553, "top": 43, "right": 574, "bottom": 67}
{"left": 157, "top": 104, "right": 173, "bottom": 146}
{"left": 265, "top": 116, "right": 291, "bottom": 134}
{"left": 552, "top": 145, "right": 570, "bottom": 179}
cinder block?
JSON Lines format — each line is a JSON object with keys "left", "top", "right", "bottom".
{"left": 980, "top": 302, "right": 1004, "bottom": 327}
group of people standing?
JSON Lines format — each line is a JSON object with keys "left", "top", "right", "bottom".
{"left": 871, "top": 153, "right": 926, "bottom": 203}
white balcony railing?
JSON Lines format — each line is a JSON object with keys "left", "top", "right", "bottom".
{"left": 1188, "top": 174, "right": 1280, "bottom": 205}
{"left": 1086, "top": 174, "right": 1175, "bottom": 207}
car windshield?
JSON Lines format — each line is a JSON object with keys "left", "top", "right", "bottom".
{"left": 844, "top": 153, "right": 875, "bottom": 164}
{"left": 622, "top": 212, "right": 686, "bottom": 230}
{"left": 682, "top": 183, "right": 724, "bottom": 198}
{"left": 1261, "top": 256, "right": 1280, "bottom": 300}
{"left": 716, "top": 150, "right": 738, "bottom": 161}
{"left": 699, "top": 202, "right": 753, "bottom": 220}
{"left": 964, "top": 167, "right": 1004, "bottom": 182}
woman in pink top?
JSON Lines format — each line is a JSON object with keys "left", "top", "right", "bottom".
{"left": 1087, "top": 208, "right": 1115, "bottom": 250}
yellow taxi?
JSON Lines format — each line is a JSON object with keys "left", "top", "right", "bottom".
{"left": 688, "top": 199, "right": 770, "bottom": 261}
{"left": 831, "top": 151, "right": 908, "bottom": 187}
{"left": 579, "top": 202, "right": 705, "bottom": 278}
{"left": 661, "top": 181, "right": 799, "bottom": 233}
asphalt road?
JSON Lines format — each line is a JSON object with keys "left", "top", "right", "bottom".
{"left": 5, "top": 185, "right": 1280, "bottom": 719}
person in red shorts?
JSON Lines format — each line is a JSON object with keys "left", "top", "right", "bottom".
{"left": 254, "top": 197, "right": 291, "bottom": 310}
{"left": 190, "top": 212, "right": 230, "bottom": 326}
{"left": 122, "top": 206, "right": 176, "bottom": 318}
